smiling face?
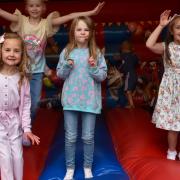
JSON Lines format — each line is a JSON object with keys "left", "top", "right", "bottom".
{"left": 25, "top": 0, "right": 45, "bottom": 19}
{"left": 74, "top": 20, "right": 90, "bottom": 48}
{"left": 1, "top": 39, "right": 22, "bottom": 68}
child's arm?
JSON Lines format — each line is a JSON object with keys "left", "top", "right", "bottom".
{"left": 52, "top": 2, "right": 105, "bottom": 26}
{"left": 0, "top": 8, "right": 18, "bottom": 22}
{"left": 56, "top": 49, "right": 73, "bottom": 80}
{"left": 146, "top": 10, "right": 171, "bottom": 54}
{"left": 88, "top": 53, "right": 107, "bottom": 82}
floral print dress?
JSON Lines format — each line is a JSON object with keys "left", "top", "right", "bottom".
{"left": 152, "top": 42, "right": 180, "bottom": 131}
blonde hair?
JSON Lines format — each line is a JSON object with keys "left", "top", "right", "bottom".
{"left": 25, "top": 0, "right": 48, "bottom": 3}
{"left": 65, "top": 16, "right": 99, "bottom": 61}
{"left": 0, "top": 33, "right": 30, "bottom": 88}
{"left": 165, "top": 16, "right": 180, "bottom": 65}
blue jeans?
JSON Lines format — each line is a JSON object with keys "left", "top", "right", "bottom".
{"left": 30, "top": 73, "right": 43, "bottom": 122}
{"left": 64, "top": 110, "right": 96, "bottom": 169}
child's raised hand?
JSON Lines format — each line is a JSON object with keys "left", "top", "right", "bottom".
{"left": 24, "top": 132, "right": 40, "bottom": 145}
{"left": 88, "top": 56, "right": 96, "bottom": 67}
{"left": 160, "top": 10, "right": 171, "bottom": 27}
{"left": 92, "top": 2, "right": 105, "bottom": 15}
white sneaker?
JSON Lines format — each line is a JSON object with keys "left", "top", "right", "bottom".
{"left": 84, "top": 168, "right": 93, "bottom": 179}
{"left": 63, "top": 168, "right": 74, "bottom": 180}
{"left": 167, "top": 149, "right": 177, "bottom": 160}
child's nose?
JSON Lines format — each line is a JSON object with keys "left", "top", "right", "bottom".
{"left": 10, "top": 51, "right": 15, "bottom": 56}
{"left": 81, "top": 31, "right": 85, "bottom": 34}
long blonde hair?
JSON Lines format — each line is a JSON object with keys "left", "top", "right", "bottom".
{"left": 165, "top": 16, "right": 180, "bottom": 65}
{"left": 0, "top": 33, "right": 30, "bottom": 88}
{"left": 65, "top": 16, "right": 99, "bottom": 61}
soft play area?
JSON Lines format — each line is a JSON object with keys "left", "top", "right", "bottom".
{"left": 0, "top": 0, "right": 180, "bottom": 180}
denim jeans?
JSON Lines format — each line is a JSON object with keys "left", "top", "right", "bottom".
{"left": 64, "top": 110, "right": 96, "bottom": 169}
{"left": 30, "top": 73, "right": 43, "bottom": 122}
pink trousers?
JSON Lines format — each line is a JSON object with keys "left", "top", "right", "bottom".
{"left": 0, "top": 110, "right": 23, "bottom": 180}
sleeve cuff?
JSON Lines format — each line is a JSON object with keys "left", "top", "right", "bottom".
{"left": 23, "top": 127, "right": 31, "bottom": 133}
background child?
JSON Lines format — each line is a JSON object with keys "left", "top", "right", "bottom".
{"left": 57, "top": 16, "right": 107, "bottom": 180}
{"left": 146, "top": 10, "right": 180, "bottom": 160}
{"left": 0, "top": 0, "right": 105, "bottom": 122}
{"left": 119, "top": 40, "right": 139, "bottom": 108}
{"left": 0, "top": 33, "right": 40, "bottom": 180}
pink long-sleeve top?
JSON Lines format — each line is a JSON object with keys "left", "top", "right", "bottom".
{"left": 0, "top": 73, "right": 31, "bottom": 132}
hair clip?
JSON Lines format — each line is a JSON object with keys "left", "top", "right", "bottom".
{"left": 0, "top": 33, "right": 5, "bottom": 44}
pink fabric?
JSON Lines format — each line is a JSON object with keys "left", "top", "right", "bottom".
{"left": 0, "top": 73, "right": 31, "bottom": 132}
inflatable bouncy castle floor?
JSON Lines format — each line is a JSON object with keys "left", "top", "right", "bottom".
{"left": 0, "top": 0, "right": 178, "bottom": 179}
{"left": 24, "top": 108, "right": 129, "bottom": 180}
{"left": 23, "top": 107, "right": 180, "bottom": 180}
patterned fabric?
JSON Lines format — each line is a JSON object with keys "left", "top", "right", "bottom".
{"left": 0, "top": 73, "right": 31, "bottom": 132}
{"left": 57, "top": 48, "right": 107, "bottom": 114}
{"left": 10, "top": 9, "right": 59, "bottom": 73}
{"left": 152, "top": 42, "right": 180, "bottom": 131}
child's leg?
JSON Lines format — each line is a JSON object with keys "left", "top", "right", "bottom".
{"left": 64, "top": 110, "right": 78, "bottom": 176}
{"left": 9, "top": 113, "right": 23, "bottom": 180}
{"left": 30, "top": 73, "right": 43, "bottom": 123}
{"left": 167, "top": 130, "right": 178, "bottom": 160}
{"left": 81, "top": 112, "right": 96, "bottom": 178}
{"left": 126, "top": 90, "right": 134, "bottom": 108}
{"left": 168, "top": 130, "right": 178, "bottom": 151}
{"left": 0, "top": 124, "right": 14, "bottom": 180}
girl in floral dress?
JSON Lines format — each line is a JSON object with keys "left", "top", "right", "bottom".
{"left": 146, "top": 10, "right": 180, "bottom": 160}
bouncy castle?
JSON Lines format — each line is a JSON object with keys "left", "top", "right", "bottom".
{"left": 0, "top": 0, "right": 179, "bottom": 179}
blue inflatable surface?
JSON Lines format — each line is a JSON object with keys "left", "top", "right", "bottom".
{"left": 39, "top": 114, "right": 129, "bottom": 180}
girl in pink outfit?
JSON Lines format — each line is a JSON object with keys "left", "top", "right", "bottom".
{"left": 0, "top": 32, "right": 40, "bottom": 180}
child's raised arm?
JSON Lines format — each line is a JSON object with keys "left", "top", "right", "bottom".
{"left": 0, "top": 8, "right": 18, "bottom": 22}
{"left": 146, "top": 10, "right": 171, "bottom": 55}
{"left": 52, "top": 2, "right": 105, "bottom": 26}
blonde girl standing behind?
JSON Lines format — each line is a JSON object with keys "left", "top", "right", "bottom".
{"left": 0, "top": 0, "right": 105, "bottom": 122}
{"left": 0, "top": 32, "right": 40, "bottom": 180}
{"left": 57, "top": 16, "right": 107, "bottom": 179}
{"left": 146, "top": 10, "right": 180, "bottom": 160}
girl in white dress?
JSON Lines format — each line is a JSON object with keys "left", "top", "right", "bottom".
{"left": 146, "top": 10, "right": 180, "bottom": 160}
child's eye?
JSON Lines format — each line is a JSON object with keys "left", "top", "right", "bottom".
{"left": 15, "top": 50, "right": 21, "bottom": 52}
{"left": 174, "top": 25, "right": 180, "bottom": 29}
{"left": 84, "top": 28, "right": 89, "bottom": 31}
{"left": 14, "top": 49, "right": 21, "bottom": 53}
